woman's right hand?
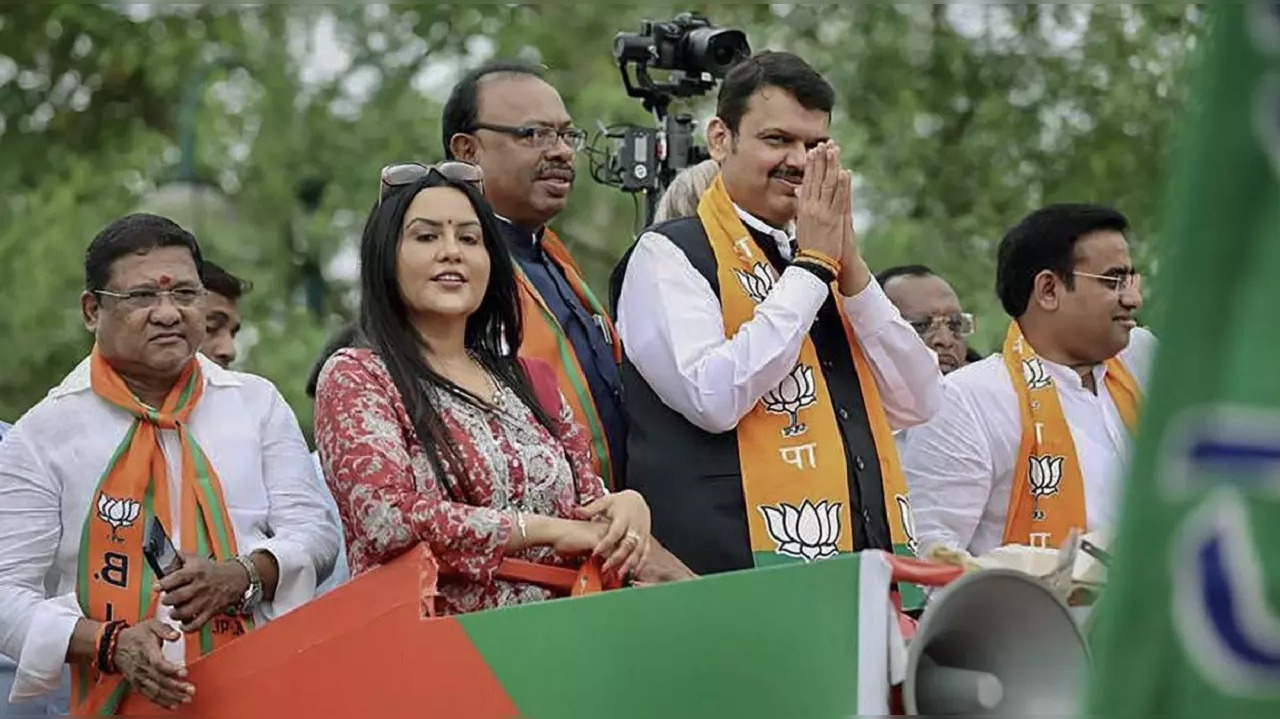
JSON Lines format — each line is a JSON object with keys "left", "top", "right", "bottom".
{"left": 113, "top": 619, "right": 195, "bottom": 709}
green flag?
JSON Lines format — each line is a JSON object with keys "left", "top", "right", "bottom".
{"left": 1087, "top": 3, "right": 1280, "bottom": 713}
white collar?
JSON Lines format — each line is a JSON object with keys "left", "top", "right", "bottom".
{"left": 495, "top": 213, "right": 544, "bottom": 245}
{"left": 731, "top": 203, "right": 797, "bottom": 261}
{"left": 1038, "top": 353, "right": 1109, "bottom": 393}
{"left": 49, "top": 353, "right": 242, "bottom": 401}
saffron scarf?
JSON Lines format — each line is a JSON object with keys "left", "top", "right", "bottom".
{"left": 516, "top": 228, "right": 622, "bottom": 489}
{"left": 73, "top": 348, "right": 250, "bottom": 714}
{"left": 1000, "top": 321, "right": 1142, "bottom": 548}
{"left": 697, "top": 174, "right": 916, "bottom": 566}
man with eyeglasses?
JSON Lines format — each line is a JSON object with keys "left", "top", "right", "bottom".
{"left": 441, "top": 59, "right": 628, "bottom": 492}
{"left": 0, "top": 213, "right": 338, "bottom": 711}
{"left": 902, "top": 204, "right": 1157, "bottom": 561}
{"left": 877, "top": 265, "right": 979, "bottom": 375}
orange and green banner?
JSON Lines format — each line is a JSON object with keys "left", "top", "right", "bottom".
{"left": 115, "top": 551, "right": 900, "bottom": 716}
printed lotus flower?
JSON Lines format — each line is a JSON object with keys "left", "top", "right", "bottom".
{"left": 1028, "top": 455, "right": 1065, "bottom": 498}
{"left": 734, "top": 263, "right": 775, "bottom": 304}
{"left": 1021, "top": 357, "right": 1052, "bottom": 390}
{"left": 762, "top": 364, "right": 819, "bottom": 438}
{"left": 895, "top": 494, "right": 919, "bottom": 556}
{"left": 760, "top": 500, "right": 842, "bottom": 562}
{"left": 97, "top": 495, "right": 140, "bottom": 542}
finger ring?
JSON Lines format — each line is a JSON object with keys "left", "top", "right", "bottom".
{"left": 625, "top": 530, "right": 640, "bottom": 543}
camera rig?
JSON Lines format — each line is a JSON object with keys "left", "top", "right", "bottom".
{"left": 586, "top": 12, "right": 750, "bottom": 229}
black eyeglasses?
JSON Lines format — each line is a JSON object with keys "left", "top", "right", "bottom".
{"left": 470, "top": 123, "right": 587, "bottom": 152}
{"left": 377, "top": 161, "right": 485, "bottom": 207}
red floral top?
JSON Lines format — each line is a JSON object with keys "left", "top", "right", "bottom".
{"left": 313, "top": 348, "right": 607, "bottom": 614}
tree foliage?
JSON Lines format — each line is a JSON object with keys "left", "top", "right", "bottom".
{"left": 0, "top": 4, "right": 1205, "bottom": 433}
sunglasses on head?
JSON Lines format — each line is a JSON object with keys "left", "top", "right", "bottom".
{"left": 377, "top": 161, "right": 484, "bottom": 207}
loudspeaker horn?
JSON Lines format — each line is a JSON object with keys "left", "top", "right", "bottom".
{"left": 903, "top": 568, "right": 1089, "bottom": 715}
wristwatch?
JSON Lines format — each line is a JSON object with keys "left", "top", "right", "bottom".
{"left": 231, "top": 554, "right": 263, "bottom": 616}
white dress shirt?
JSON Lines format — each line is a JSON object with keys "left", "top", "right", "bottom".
{"left": 615, "top": 205, "right": 942, "bottom": 435}
{"left": 902, "top": 327, "right": 1158, "bottom": 556}
{"left": 310, "top": 452, "right": 350, "bottom": 595}
{"left": 0, "top": 354, "right": 340, "bottom": 702}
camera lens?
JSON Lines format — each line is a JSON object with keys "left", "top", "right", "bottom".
{"left": 614, "top": 31, "right": 655, "bottom": 63}
{"left": 711, "top": 42, "right": 741, "bottom": 67}
{"left": 686, "top": 28, "right": 750, "bottom": 77}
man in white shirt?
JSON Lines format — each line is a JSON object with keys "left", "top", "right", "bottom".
{"left": 0, "top": 421, "right": 70, "bottom": 717}
{"left": 0, "top": 213, "right": 339, "bottom": 712}
{"left": 610, "top": 51, "right": 942, "bottom": 575}
{"left": 902, "top": 203, "right": 1156, "bottom": 557}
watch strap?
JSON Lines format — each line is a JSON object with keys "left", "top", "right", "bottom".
{"left": 232, "top": 554, "right": 262, "bottom": 615}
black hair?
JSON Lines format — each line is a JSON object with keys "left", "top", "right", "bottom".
{"left": 201, "top": 260, "right": 252, "bottom": 301}
{"left": 84, "top": 213, "right": 203, "bottom": 292}
{"left": 441, "top": 58, "right": 547, "bottom": 160}
{"left": 876, "top": 264, "right": 936, "bottom": 288}
{"left": 356, "top": 171, "right": 558, "bottom": 501}
{"left": 306, "top": 323, "right": 358, "bottom": 400}
{"left": 995, "top": 203, "right": 1130, "bottom": 317}
{"left": 715, "top": 50, "right": 835, "bottom": 134}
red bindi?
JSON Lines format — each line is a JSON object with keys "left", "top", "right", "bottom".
{"left": 157, "top": 275, "right": 174, "bottom": 289}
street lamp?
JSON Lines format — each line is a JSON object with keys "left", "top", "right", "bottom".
{"left": 135, "top": 60, "right": 257, "bottom": 267}
{"left": 136, "top": 59, "right": 330, "bottom": 319}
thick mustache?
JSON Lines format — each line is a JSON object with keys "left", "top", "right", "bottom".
{"left": 538, "top": 165, "right": 575, "bottom": 180}
{"left": 771, "top": 168, "right": 804, "bottom": 182}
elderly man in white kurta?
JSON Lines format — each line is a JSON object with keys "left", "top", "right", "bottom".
{"left": 0, "top": 213, "right": 338, "bottom": 713}
{"left": 903, "top": 204, "right": 1156, "bottom": 557}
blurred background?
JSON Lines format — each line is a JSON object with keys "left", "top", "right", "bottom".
{"left": 0, "top": 3, "right": 1204, "bottom": 438}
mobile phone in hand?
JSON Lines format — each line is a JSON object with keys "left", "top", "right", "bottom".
{"left": 142, "top": 515, "right": 183, "bottom": 578}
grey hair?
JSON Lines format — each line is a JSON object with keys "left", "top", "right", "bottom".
{"left": 653, "top": 159, "right": 721, "bottom": 223}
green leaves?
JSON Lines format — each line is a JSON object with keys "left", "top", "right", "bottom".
{"left": 0, "top": 4, "right": 1204, "bottom": 425}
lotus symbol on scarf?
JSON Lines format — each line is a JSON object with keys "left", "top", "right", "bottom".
{"left": 734, "top": 263, "right": 775, "bottom": 304}
{"left": 762, "top": 364, "right": 819, "bottom": 437}
{"left": 895, "top": 494, "right": 919, "bottom": 555}
{"left": 759, "top": 500, "right": 842, "bottom": 561}
{"left": 1028, "top": 455, "right": 1065, "bottom": 498}
{"left": 1022, "top": 358, "right": 1052, "bottom": 390}
{"left": 757, "top": 498, "right": 839, "bottom": 560}
{"left": 97, "top": 495, "right": 141, "bottom": 542}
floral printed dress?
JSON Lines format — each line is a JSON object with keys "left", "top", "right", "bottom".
{"left": 313, "top": 347, "right": 607, "bottom": 614}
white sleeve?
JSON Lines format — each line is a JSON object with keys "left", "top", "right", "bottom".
{"left": 615, "top": 230, "right": 830, "bottom": 434}
{"left": 1120, "top": 326, "right": 1159, "bottom": 390}
{"left": 839, "top": 280, "right": 944, "bottom": 430}
{"left": 249, "top": 387, "right": 341, "bottom": 621}
{"left": 0, "top": 426, "right": 81, "bottom": 702}
{"left": 900, "top": 382, "right": 995, "bottom": 555}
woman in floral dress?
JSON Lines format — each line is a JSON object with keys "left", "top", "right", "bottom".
{"left": 313, "top": 163, "right": 655, "bottom": 614}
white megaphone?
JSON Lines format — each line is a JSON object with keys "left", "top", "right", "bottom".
{"left": 902, "top": 568, "right": 1090, "bottom": 715}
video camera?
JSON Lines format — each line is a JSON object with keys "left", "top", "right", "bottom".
{"left": 613, "top": 12, "right": 751, "bottom": 104}
{"left": 587, "top": 12, "right": 750, "bottom": 228}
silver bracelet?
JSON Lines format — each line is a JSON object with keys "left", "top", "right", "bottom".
{"left": 513, "top": 510, "right": 528, "bottom": 543}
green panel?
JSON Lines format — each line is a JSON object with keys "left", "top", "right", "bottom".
{"left": 459, "top": 557, "right": 864, "bottom": 718}
{"left": 892, "top": 544, "right": 925, "bottom": 612}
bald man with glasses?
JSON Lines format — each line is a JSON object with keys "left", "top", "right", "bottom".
{"left": 877, "top": 265, "right": 980, "bottom": 375}
{"left": 440, "top": 58, "right": 627, "bottom": 492}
